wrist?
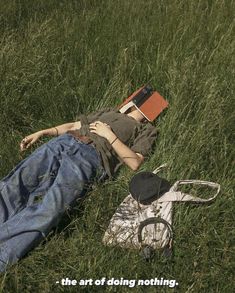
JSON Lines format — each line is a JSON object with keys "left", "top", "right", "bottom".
{"left": 110, "top": 136, "right": 118, "bottom": 145}
{"left": 38, "top": 130, "right": 45, "bottom": 136}
{"left": 40, "top": 128, "right": 54, "bottom": 136}
{"left": 106, "top": 132, "right": 117, "bottom": 143}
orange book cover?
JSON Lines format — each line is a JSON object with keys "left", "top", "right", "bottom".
{"left": 119, "top": 86, "right": 169, "bottom": 121}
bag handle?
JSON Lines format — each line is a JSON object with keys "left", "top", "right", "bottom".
{"left": 137, "top": 217, "right": 173, "bottom": 246}
{"left": 137, "top": 217, "right": 173, "bottom": 260}
{"left": 158, "top": 179, "right": 220, "bottom": 203}
{"left": 152, "top": 163, "right": 168, "bottom": 174}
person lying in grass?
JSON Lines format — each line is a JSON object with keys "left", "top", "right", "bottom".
{"left": 0, "top": 86, "right": 166, "bottom": 272}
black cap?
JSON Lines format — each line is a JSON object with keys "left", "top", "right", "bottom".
{"left": 129, "top": 171, "right": 171, "bottom": 205}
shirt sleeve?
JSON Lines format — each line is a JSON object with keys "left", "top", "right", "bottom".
{"left": 130, "top": 123, "right": 157, "bottom": 157}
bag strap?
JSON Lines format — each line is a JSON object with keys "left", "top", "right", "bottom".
{"left": 137, "top": 217, "right": 173, "bottom": 260}
{"left": 137, "top": 217, "right": 173, "bottom": 246}
{"left": 158, "top": 179, "right": 220, "bottom": 203}
{"left": 152, "top": 163, "right": 168, "bottom": 174}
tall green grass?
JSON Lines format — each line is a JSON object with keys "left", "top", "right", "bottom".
{"left": 0, "top": 0, "right": 234, "bottom": 292}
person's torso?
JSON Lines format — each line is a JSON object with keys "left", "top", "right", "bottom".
{"left": 85, "top": 110, "right": 140, "bottom": 144}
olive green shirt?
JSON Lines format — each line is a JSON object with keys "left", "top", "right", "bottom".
{"left": 74, "top": 108, "right": 157, "bottom": 176}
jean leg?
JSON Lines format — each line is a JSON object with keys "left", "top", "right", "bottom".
{"left": 0, "top": 134, "right": 76, "bottom": 223}
{"left": 0, "top": 139, "right": 101, "bottom": 272}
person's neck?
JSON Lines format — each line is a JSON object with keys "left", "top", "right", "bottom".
{"left": 127, "top": 109, "right": 145, "bottom": 122}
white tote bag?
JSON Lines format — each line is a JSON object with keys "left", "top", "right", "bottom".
{"left": 103, "top": 165, "right": 220, "bottom": 256}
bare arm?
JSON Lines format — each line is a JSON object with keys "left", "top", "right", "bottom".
{"left": 40, "top": 121, "right": 81, "bottom": 136}
{"left": 89, "top": 121, "right": 144, "bottom": 171}
{"left": 20, "top": 121, "right": 81, "bottom": 151}
{"left": 108, "top": 135, "right": 144, "bottom": 171}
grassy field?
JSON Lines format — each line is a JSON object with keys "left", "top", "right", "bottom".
{"left": 0, "top": 0, "right": 234, "bottom": 292}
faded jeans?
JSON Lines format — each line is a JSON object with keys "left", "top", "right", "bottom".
{"left": 0, "top": 133, "right": 104, "bottom": 272}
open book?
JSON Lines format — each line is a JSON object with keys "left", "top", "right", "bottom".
{"left": 119, "top": 85, "right": 169, "bottom": 121}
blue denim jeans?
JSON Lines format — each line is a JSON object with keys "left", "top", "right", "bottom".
{"left": 0, "top": 133, "right": 104, "bottom": 272}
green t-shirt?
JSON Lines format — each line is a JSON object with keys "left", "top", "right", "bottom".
{"left": 74, "top": 108, "right": 157, "bottom": 176}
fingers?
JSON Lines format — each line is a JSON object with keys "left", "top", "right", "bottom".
{"left": 90, "top": 121, "right": 108, "bottom": 126}
{"left": 20, "top": 141, "right": 29, "bottom": 151}
{"left": 20, "top": 136, "right": 33, "bottom": 151}
{"left": 89, "top": 121, "right": 112, "bottom": 140}
{"left": 89, "top": 121, "right": 102, "bottom": 127}
{"left": 89, "top": 121, "right": 101, "bottom": 131}
{"left": 21, "top": 137, "right": 28, "bottom": 143}
{"left": 89, "top": 121, "right": 109, "bottom": 129}
{"left": 21, "top": 137, "right": 29, "bottom": 145}
{"left": 20, "top": 143, "right": 26, "bottom": 152}
{"left": 89, "top": 129, "right": 97, "bottom": 134}
{"left": 20, "top": 137, "right": 27, "bottom": 151}
{"left": 89, "top": 124, "right": 96, "bottom": 131}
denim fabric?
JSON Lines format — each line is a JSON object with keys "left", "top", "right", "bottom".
{"left": 0, "top": 133, "right": 104, "bottom": 272}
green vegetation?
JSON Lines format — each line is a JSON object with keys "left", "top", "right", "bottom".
{"left": 0, "top": 0, "right": 234, "bottom": 292}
